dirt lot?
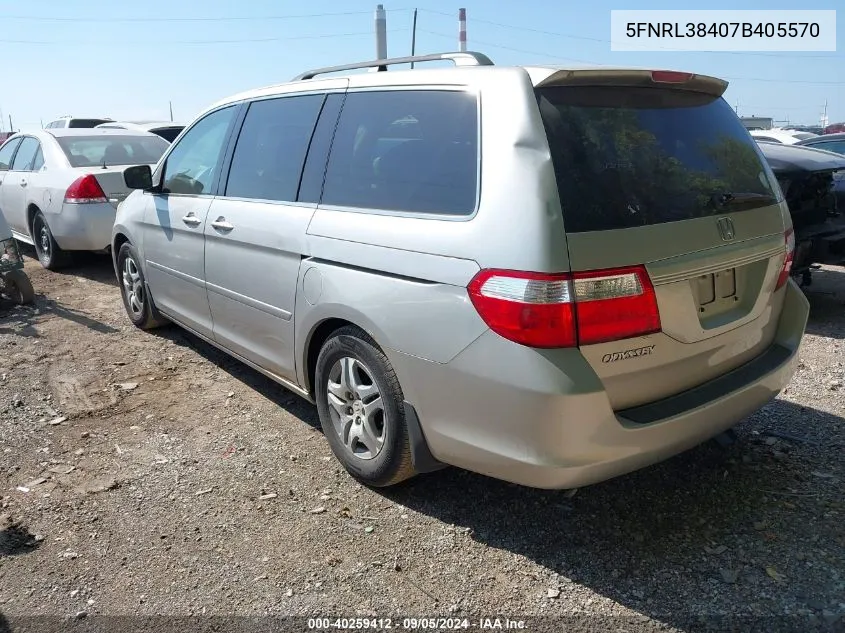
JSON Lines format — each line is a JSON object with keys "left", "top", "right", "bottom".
{"left": 0, "top": 251, "right": 843, "bottom": 633}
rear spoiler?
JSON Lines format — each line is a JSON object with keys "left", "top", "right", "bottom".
{"left": 531, "top": 68, "right": 728, "bottom": 97}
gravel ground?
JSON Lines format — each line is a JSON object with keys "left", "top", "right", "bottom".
{"left": 0, "top": 252, "right": 843, "bottom": 633}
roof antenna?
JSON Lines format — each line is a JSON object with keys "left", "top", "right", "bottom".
{"left": 375, "top": 4, "right": 388, "bottom": 71}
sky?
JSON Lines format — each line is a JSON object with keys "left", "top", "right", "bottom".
{"left": 0, "top": 0, "right": 842, "bottom": 132}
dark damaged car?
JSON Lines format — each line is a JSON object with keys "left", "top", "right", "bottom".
{"left": 757, "top": 141, "right": 845, "bottom": 285}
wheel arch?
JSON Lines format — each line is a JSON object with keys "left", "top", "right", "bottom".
{"left": 26, "top": 203, "right": 41, "bottom": 235}
{"left": 300, "top": 305, "right": 397, "bottom": 398}
{"left": 112, "top": 231, "right": 131, "bottom": 273}
{"left": 304, "top": 317, "right": 364, "bottom": 398}
{"left": 302, "top": 314, "right": 446, "bottom": 475}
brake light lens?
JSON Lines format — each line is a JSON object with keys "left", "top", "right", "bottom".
{"left": 775, "top": 228, "right": 795, "bottom": 291}
{"left": 467, "top": 270, "right": 576, "bottom": 348}
{"left": 468, "top": 266, "right": 661, "bottom": 349}
{"left": 572, "top": 267, "right": 661, "bottom": 345}
{"left": 651, "top": 70, "right": 693, "bottom": 84}
{"left": 64, "top": 175, "right": 107, "bottom": 204}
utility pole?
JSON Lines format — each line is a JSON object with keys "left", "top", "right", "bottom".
{"left": 169, "top": 101, "right": 174, "bottom": 122}
{"left": 0, "top": 106, "right": 4, "bottom": 132}
{"left": 410, "top": 8, "right": 418, "bottom": 68}
{"left": 734, "top": 101, "right": 739, "bottom": 116}
{"left": 458, "top": 8, "right": 467, "bottom": 52}
{"left": 375, "top": 4, "right": 387, "bottom": 60}
{"left": 821, "top": 100, "right": 828, "bottom": 128}
{"left": 8, "top": 115, "right": 13, "bottom": 132}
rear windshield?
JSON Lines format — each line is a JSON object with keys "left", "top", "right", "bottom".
{"left": 151, "top": 127, "right": 184, "bottom": 143}
{"left": 536, "top": 86, "right": 778, "bottom": 233}
{"left": 57, "top": 135, "right": 169, "bottom": 167}
{"left": 68, "top": 119, "right": 113, "bottom": 128}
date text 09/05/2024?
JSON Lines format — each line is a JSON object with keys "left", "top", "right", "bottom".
{"left": 625, "top": 22, "right": 821, "bottom": 38}
{"left": 307, "top": 617, "right": 527, "bottom": 630}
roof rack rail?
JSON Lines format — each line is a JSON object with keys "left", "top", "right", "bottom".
{"left": 292, "top": 51, "right": 494, "bottom": 81}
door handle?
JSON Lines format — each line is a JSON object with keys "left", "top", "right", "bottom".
{"left": 181, "top": 214, "right": 202, "bottom": 226}
{"left": 19, "top": 179, "right": 27, "bottom": 187}
{"left": 210, "top": 218, "right": 234, "bottom": 231}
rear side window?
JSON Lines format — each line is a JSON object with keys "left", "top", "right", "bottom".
{"left": 537, "top": 86, "right": 778, "bottom": 233}
{"left": 68, "top": 119, "right": 112, "bottom": 128}
{"left": 321, "top": 90, "right": 478, "bottom": 215}
{"left": 11, "top": 137, "right": 39, "bottom": 171}
{"left": 56, "top": 135, "right": 168, "bottom": 167}
{"left": 225, "top": 95, "right": 323, "bottom": 202}
{"left": 0, "top": 138, "right": 21, "bottom": 170}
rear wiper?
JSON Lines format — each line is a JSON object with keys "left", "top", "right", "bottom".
{"left": 710, "top": 191, "right": 776, "bottom": 209}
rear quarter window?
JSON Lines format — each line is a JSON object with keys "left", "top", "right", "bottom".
{"left": 321, "top": 90, "right": 478, "bottom": 215}
{"left": 537, "top": 86, "right": 779, "bottom": 233}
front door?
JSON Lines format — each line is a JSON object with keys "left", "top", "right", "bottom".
{"left": 0, "top": 137, "right": 23, "bottom": 229}
{"left": 141, "top": 105, "right": 239, "bottom": 338}
{"left": 2, "top": 137, "right": 40, "bottom": 235}
{"left": 203, "top": 92, "right": 332, "bottom": 380}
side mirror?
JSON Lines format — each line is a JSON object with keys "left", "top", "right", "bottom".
{"left": 124, "top": 164, "right": 153, "bottom": 190}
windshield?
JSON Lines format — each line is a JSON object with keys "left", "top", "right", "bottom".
{"left": 57, "top": 135, "right": 169, "bottom": 167}
{"left": 536, "top": 86, "right": 779, "bottom": 233}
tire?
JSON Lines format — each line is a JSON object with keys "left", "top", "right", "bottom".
{"left": 116, "top": 242, "right": 167, "bottom": 329}
{"left": 2, "top": 270, "right": 35, "bottom": 305}
{"left": 31, "top": 211, "right": 71, "bottom": 271}
{"left": 315, "top": 326, "right": 416, "bottom": 487}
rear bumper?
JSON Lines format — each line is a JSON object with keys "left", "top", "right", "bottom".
{"left": 48, "top": 203, "right": 116, "bottom": 252}
{"left": 390, "top": 280, "right": 809, "bottom": 489}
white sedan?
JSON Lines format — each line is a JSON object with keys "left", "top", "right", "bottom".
{"left": 0, "top": 129, "right": 168, "bottom": 269}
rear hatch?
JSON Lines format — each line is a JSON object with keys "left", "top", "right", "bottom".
{"left": 535, "top": 70, "right": 791, "bottom": 410}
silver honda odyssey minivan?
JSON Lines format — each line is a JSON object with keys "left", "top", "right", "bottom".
{"left": 112, "top": 52, "right": 809, "bottom": 490}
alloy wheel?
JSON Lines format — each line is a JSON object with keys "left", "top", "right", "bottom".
{"left": 325, "top": 357, "right": 386, "bottom": 460}
{"left": 122, "top": 256, "right": 145, "bottom": 319}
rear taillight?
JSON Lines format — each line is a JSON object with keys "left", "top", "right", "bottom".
{"left": 572, "top": 267, "right": 661, "bottom": 345}
{"left": 467, "top": 266, "right": 661, "bottom": 349}
{"left": 467, "top": 270, "right": 577, "bottom": 348}
{"left": 64, "top": 175, "right": 107, "bottom": 204}
{"left": 775, "top": 228, "right": 795, "bottom": 291}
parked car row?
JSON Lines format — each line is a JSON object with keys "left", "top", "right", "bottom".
{"left": 0, "top": 53, "right": 814, "bottom": 493}
{"left": 750, "top": 128, "right": 820, "bottom": 145}
{"left": 0, "top": 129, "right": 169, "bottom": 268}
{"left": 44, "top": 116, "right": 185, "bottom": 142}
